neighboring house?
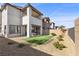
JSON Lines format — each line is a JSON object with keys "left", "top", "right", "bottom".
{"left": 42, "top": 17, "right": 50, "bottom": 35}
{"left": 42, "top": 17, "right": 55, "bottom": 35}
{"left": 0, "top": 3, "right": 55, "bottom": 37}
{"left": 50, "top": 21, "right": 55, "bottom": 29}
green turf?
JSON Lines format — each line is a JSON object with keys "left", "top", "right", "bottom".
{"left": 25, "top": 35, "right": 52, "bottom": 45}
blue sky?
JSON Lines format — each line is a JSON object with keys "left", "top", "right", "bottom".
{"left": 12, "top": 3, "right": 79, "bottom": 28}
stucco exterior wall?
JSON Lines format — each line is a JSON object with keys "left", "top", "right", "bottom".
{"left": 0, "top": 11, "right": 2, "bottom": 25}
{"left": 7, "top": 5, "right": 22, "bottom": 25}
{"left": 31, "top": 16, "right": 42, "bottom": 26}
{"left": 43, "top": 29, "right": 49, "bottom": 35}
{"left": 2, "top": 5, "right": 23, "bottom": 37}
{"left": 22, "top": 12, "right": 42, "bottom": 28}
{"left": 22, "top": 16, "right": 28, "bottom": 25}
{"left": 2, "top": 6, "right": 8, "bottom": 36}
{"left": 6, "top": 5, "right": 23, "bottom": 37}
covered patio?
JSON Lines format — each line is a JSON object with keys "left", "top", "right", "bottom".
{"left": 7, "top": 25, "right": 27, "bottom": 37}
{"left": 32, "top": 25, "right": 41, "bottom": 36}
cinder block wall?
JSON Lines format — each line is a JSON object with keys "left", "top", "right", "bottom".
{"left": 75, "top": 18, "right": 79, "bottom": 55}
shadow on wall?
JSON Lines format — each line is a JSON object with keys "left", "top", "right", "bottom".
{"left": 0, "top": 36, "right": 52, "bottom": 56}
{"left": 68, "top": 27, "right": 75, "bottom": 42}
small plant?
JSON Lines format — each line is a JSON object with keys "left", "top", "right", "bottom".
{"left": 59, "top": 38, "right": 64, "bottom": 41}
{"left": 8, "top": 42, "right": 14, "bottom": 45}
{"left": 53, "top": 41, "right": 66, "bottom": 50}
{"left": 51, "top": 33, "right": 56, "bottom": 36}
{"left": 60, "top": 44, "right": 66, "bottom": 48}
{"left": 59, "top": 35, "right": 63, "bottom": 38}
{"left": 61, "top": 29, "right": 66, "bottom": 33}
{"left": 17, "top": 43, "right": 26, "bottom": 48}
{"left": 57, "top": 35, "right": 64, "bottom": 41}
{"left": 53, "top": 41, "right": 60, "bottom": 48}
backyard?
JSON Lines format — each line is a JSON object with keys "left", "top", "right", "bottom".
{"left": 0, "top": 30, "right": 75, "bottom": 56}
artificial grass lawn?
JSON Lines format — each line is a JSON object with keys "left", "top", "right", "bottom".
{"left": 26, "top": 35, "right": 52, "bottom": 45}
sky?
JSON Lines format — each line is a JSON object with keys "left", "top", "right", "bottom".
{"left": 2, "top": 3, "right": 79, "bottom": 28}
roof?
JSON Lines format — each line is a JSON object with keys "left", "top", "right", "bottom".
{"left": 48, "top": 18, "right": 55, "bottom": 24}
{"left": 43, "top": 17, "right": 50, "bottom": 21}
{"left": 1, "top": 3, "right": 43, "bottom": 15}
{"left": 23, "top": 3, "right": 43, "bottom": 15}
{"left": 1, "top": 3, "right": 22, "bottom": 11}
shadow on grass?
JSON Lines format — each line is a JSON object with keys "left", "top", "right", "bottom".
{"left": 0, "top": 36, "right": 52, "bottom": 56}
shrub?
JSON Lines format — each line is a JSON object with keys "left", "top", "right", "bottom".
{"left": 59, "top": 35, "right": 63, "bottom": 38}
{"left": 61, "top": 29, "right": 66, "bottom": 33}
{"left": 17, "top": 43, "right": 26, "bottom": 48}
{"left": 51, "top": 33, "right": 56, "bottom": 36}
{"left": 8, "top": 42, "right": 14, "bottom": 45}
{"left": 57, "top": 35, "right": 64, "bottom": 41}
{"left": 53, "top": 41, "right": 60, "bottom": 48}
{"left": 53, "top": 42, "right": 66, "bottom": 50}
{"left": 60, "top": 44, "right": 66, "bottom": 48}
{"left": 59, "top": 38, "right": 64, "bottom": 41}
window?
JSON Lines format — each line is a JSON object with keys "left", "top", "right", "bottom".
{"left": 9, "top": 25, "right": 16, "bottom": 34}
{"left": 0, "top": 25, "right": 1, "bottom": 32}
{"left": 32, "top": 26, "right": 36, "bottom": 33}
{"left": 9, "top": 25, "right": 21, "bottom": 34}
{"left": 4, "top": 25, "right": 6, "bottom": 34}
{"left": 17, "top": 26, "right": 21, "bottom": 34}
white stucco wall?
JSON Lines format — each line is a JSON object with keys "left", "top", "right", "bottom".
{"left": 2, "top": 5, "right": 23, "bottom": 37}
{"left": 7, "top": 5, "right": 24, "bottom": 37}
{"left": 7, "top": 5, "right": 22, "bottom": 25}
{"left": 31, "top": 16, "right": 42, "bottom": 26}
{"left": 2, "top": 7, "right": 8, "bottom": 35}
{"left": 22, "top": 16, "right": 28, "bottom": 25}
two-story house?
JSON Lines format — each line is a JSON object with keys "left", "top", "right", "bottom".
{"left": 0, "top": 3, "right": 55, "bottom": 37}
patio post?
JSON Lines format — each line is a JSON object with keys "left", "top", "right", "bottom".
{"left": 27, "top": 7, "right": 32, "bottom": 37}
